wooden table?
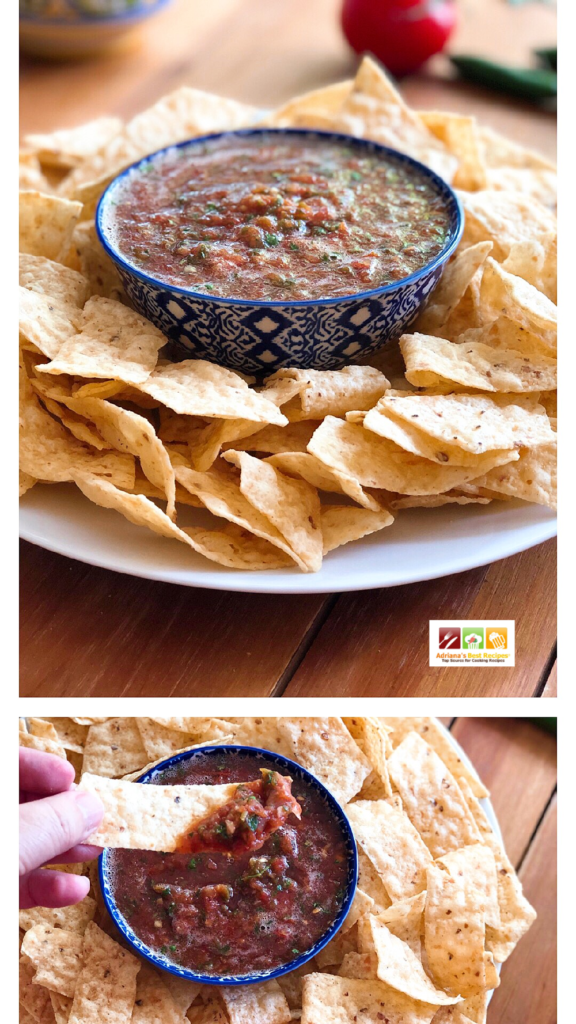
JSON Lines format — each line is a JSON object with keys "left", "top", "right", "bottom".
{"left": 441, "top": 717, "right": 557, "bottom": 1024}
{"left": 19, "top": 0, "right": 557, "bottom": 698}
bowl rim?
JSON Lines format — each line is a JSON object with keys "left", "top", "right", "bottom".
{"left": 99, "top": 742, "right": 359, "bottom": 986}
{"left": 20, "top": 0, "right": 172, "bottom": 27}
{"left": 95, "top": 126, "right": 464, "bottom": 309}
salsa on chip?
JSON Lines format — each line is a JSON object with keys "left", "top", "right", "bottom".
{"left": 107, "top": 750, "right": 350, "bottom": 976}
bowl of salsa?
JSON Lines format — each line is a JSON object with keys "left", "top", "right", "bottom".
{"left": 99, "top": 744, "right": 358, "bottom": 985}
{"left": 96, "top": 128, "right": 463, "bottom": 375}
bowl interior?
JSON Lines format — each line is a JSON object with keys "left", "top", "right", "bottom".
{"left": 96, "top": 127, "right": 463, "bottom": 309}
{"left": 99, "top": 743, "right": 358, "bottom": 985}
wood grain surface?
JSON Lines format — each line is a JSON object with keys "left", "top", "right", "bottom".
{"left": 19, "top": 0, "right": 557, "bottom": 698}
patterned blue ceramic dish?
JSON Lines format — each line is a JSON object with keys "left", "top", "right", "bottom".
{"left": 99, "top": 744, "right": 358, "bottom": 986}
{"left": 96, "top": 129, "right": 463, "bottom": 376}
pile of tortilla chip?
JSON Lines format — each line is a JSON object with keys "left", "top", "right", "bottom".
{"left": 19, "top": 716, "right": 536, "bottom": 1024}
{"left": 19, "top": 58, "right": 557, "bottom": 573}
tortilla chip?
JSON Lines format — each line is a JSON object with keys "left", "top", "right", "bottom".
{"left": 368, "top": 919, "right": 459, "bottom": 1005}
{"left": 49, "top": 992, "right": 74, "bottom": 1024}
{"left": 361, "top": 402, "right": 521, "bottom": 468}
{"left": 174, "top": 461, "right": 302, "bottom": 568}
{"left": 136, "top": 718, "right": 202, "bottom": 760}
{"left": 20, "top": 191, "right": 82, "bottom": 262}
{"left": 486, "top": 166, "right": 557, "bottom": 213}
{"left": 19, "top": 719, "right": 67, "bottom": 760}
{"left": 341, "top": 889, "right": 376, "bottom": 935}
{"left": 477, "top": 125, "right": 555, "bottom": 172}
{"left": 460, "top": 190, "right": 556, "bottom": 300}
{"left": 332, "top": 57, "right": 458, "bottom": 183}
{"left": 222, "top": 451, "right": 323, "bottom": 572}
{"left": 60, "top": 395, "right": 176, "bottom": 518}
{"left": 479, "top": 258, "right": 557, "bottom": 339}
{"left": 266, "top": 80, "right": 353, "bottom": 128}
{"left": 134, "top": 360, "right": 286, "bottom": 424}
{"left": 315, "top": 928, "right": 359, "bottom": 969}
{"left": 19, "top": 286, "right": 80, "bottom": 359}
{"left": 20, "top": 253, "right": 91, "bottom": 308}
{"left": 131, "top": 964, "right": 187, "bottom": 1024}
{"left": 37, "top": 297, "right": 166, "bottom": 384}
{"left": 147, "top": 717, "right": 233, "bottom": 737}
{"left": 19, "top": 898, "right": 97, "bottom": 936}
{"left": 348, "top": 718, "right": 393, "bottom": 798}
{"left": 381, "top": 720, "right": 488, "bottom": 799}
{"left": 20, "top": 470, "right": 37, "bottom": 496}
{"left": 320, "top": 506, "right": 394, "bottom": 554}
{"left": 388, "top": 733, "right": 482, "bottom": 858}
{"left": 20, "top": 366, "right": 135, "bottom": 489}
{"left": 438, "top": 844, "right": 499, "bottom": 930}
{"left": 162, "top": 975, "right": 202, "bottom": 1015}
{"left": 346, "top": 799, "right": 432, "bottom": 901}
{"left": 68, "top": 922, "right": 140, "bottom": 1024}
{"left": 302, "top": 974, "right": 438, "bottom": 1024}
{"left": 464, "top": 438, "right": 557, "bottom": 509}
{"left": 82, "top": 718, "right": 148, "bottom": 778}
{"left": 266, "top": 452, "right": 384, "bottom": 511}
{"left": 21, "top": 925, "right": 84, "bottom": 996}
{"left": 381, "top": 392, "right": 554, "bottom": 453}
{"left": 419, "top": 112, "right": 487, "bottom": 191}
{"left": 378, "top": 893, "right": 426, "bottom": 958}
{"left": 457, "top": 778, "right": 536, "bottom": 962}
{"left": 267, "top": 366, "right": 390, "bottom": 420}
{"left": 278, "top": 717, "right": 371, "bottom": 805}
{"left": 20, "top": 955, "right": 55, "bottom": 1023}
{"left": 78, "top": 772, "right": 255, "bottom": 851}
{"left": 308, "top": 417, "right": 518, "bottom": 495}
{"left": 424, "top": 861, "right": 487, "bottom": 998}
{"left": 414, "top": 243, "right": 493, "bottom": 335}
{"left": 26, "top": 117, "right": 123, "bottom": 170}
{"left": 67, "top": 220, "right": 125, "bottom": 301}
{"left": 224, "top": 421, "right": 320, "bottom": 457}
{"left": 276, "top": 959, "right": 319, "bottom": 1009}
{"left": 400, "top": 333, "right": 556, "bottom": 393}
{"left": 221, "top": 981, "right": 291, "bottom": 1024}
{"left": 356, "top": 849, "right": 392, "bottom": 912}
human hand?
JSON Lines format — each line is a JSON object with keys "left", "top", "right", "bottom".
{"left": 19, "top": 747, "right": 104, "bottom": 909}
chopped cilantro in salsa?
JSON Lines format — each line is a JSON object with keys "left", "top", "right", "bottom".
{"left": 106, "top": 132, "right": 451, "bottom": 302}
{"left": 108, "top": 751, "right": 349, "bottom": 977}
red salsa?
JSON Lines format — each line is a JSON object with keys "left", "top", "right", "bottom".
{"left": 107, "top": 751, "right": 350, "bottom": 977}
{"left": 106, "top": 132, "right": 451, "bottom": 301}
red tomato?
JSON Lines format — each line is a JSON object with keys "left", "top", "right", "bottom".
{"left": 341, "top": 0, "right": 457, "bottom": 78}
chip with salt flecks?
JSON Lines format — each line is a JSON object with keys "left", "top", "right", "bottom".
{"left": 308, "top": 416, "right": 518, "bottom": 495}
{"left": 21, "top": 925, "right": 84, "bottom": 996}
{"left": 78, "top": 772, "right": 252, "bottom": 851}
{"left": 134, "top": 360, "right": 287, "bottom": 424}
{"left": 266, "top": 365, "right": 390, "bottom": 421}
{"left": 20, "top": 253, "right": 91, "bottom": 308}
{"left": 388, "top": 732, "right": 482, "bottom": 858}
{"left": 131, "top": 964, "right": 187, "bottom": 1024}
{"left": 320, "top": 505, "right": 394, "bottom": 554}
{"left": 68, "top": 922, "right": 141, "bottom": 1024}
{"left": 221, "top": 981, "right": 291, "bottom": 1024}
{"left": 424, "top": 860, "right": 487, "bottom": 998}
{"left": 82, "top": 718, "right": 148, "bottom": 778}
{"left": 19, "top": 191, "right": 82, "bottom": 263}
{"left": 222, "top": 451, "right": 323, "bottom": 573}
{"left": 346, "top": 799, "right": 432, "bottom": 901}
{"left": 463, "top": 439, "right": 557, "bottom": 509}
{"left": 438, "top": 844, "right": 500, "bottom": 930}
{"left": 37, "top": 296, "right": 166, "bottom": 384}
{"left": 400, "top": 333, "right": 556, "bottom": 393}
{"left": 59, "top": 394, "right": 176, "bottom": 519}
{"left": 278, "top": 717, "right": 371, "bottom": 806}
{"left": 302, "top": 974, "right": 438, "bottom": 1024}
{"left": 19, "top": 898, "right": 97, "bottom": 937}
{"left": 381, "top": 719, "right": 488, "bottom": 799}
{"left": 377, "top": 892, "right": 426, "bottom": 958}
{"left": 381, "top": 392, "right": 554, "bottom": 454}
{"left": 19, "top": 286, "right": 80, "bottom": 359}
{"left": 415, "top": 242, "right": 493, "bottom": 334}
{"left": 266, "top": 452, "right": 383, "bottom": 511}
{"left": 368, "top": 918, "right": 459, "bottom": 1005}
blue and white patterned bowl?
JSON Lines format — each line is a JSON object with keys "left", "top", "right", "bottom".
{"left": 99, "top": 744, "right": 358, "bottom": 986}
{"left": 96, "top": 129, "right": 463, "bottom": 376}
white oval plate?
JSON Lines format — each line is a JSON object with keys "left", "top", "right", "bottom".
{"left": 20, "top": 482, "right": 555, "bottom": 594}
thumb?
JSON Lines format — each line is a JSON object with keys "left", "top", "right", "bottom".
{"left": 19, "top": 790, "right": 104, "bottom": 875}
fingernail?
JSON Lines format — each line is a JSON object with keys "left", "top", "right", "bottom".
{"left": 73, "top": 790, "right": 104, "bottom": 837}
